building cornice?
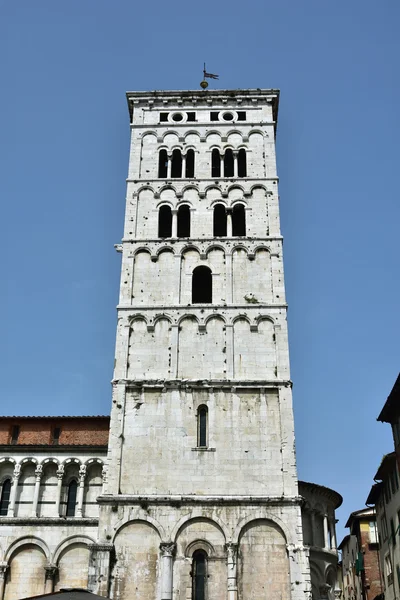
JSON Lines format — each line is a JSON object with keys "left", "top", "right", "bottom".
{"left": 112, "top": 379, "right": 292, "bottom": 390}
{"left": 97, "top": 494, "right": 300, "bottom": 506}
{"left": 0, "top": 444, "right": 108, "bottom": 453}
{"left": 0, "top": 517, "right": 99, "bottom": 526}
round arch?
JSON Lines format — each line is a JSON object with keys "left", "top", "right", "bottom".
{"left": 171, "top": 513, "right": 228, "bottom": 544}
{"left": 233, "top": 513, "right": 292, "bottom": 545}
{"left": 5, "top": 536, "right": 50, "bottom": 562}
{"left": 52, "top": 535, "right": 95, "bottom": 565}
{"left": 112, "top": 517, "right": 164, "bottom": 544}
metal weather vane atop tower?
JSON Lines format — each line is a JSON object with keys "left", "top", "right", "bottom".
{"left": 200, "top": 63, "right": 219, "bottom": 89}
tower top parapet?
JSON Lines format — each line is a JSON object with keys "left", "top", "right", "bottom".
{"left": 126, "top": 88, "right": 279, "bottom": 124}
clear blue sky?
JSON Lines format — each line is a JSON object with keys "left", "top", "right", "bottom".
{"left": 1, "top": 0, "right": 399, "bottom": 542}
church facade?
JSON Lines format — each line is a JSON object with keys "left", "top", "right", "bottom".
{"left": 0, "top": 88, "right": 341, "bottom": 600}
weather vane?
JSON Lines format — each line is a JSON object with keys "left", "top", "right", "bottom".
{"left": 200, "top": 63, "right": 219, "bottom": 89}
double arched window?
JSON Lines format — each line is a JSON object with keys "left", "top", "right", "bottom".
{"left": 158, "top": 205, "right": 191, "bottom": 238}
{"left": 192, "top": 267, "right": 212, "bottom": 303}
{"left": 211, "top": 149, "right": 247, "bottom": 178}
{"left": 213, "top": 204, "right": 246, "bottom": 237}
{"left": 0, "top": 479, "right": 11, "bottom": 516}
{"left": 192, "top": 550, "right": 207, "bottom": 600}
{"left": 66, "top": 480, "right": 78, "bottom": 517}
{"left": 158, "top": 149, "right": 195, "bottom": 178}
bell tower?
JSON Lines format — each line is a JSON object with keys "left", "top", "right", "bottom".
{"left": 95, "top": 89, "right": 311, "bottom": 600}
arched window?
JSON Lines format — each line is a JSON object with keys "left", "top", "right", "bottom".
{"left": 213, "top": 204, "right": 227, "bottom": 237}
{"left": 238, "top": 148, "right": 247, "bottom": 177}
{"left": 158, "top": 149, "right": 168, "bottom": 178}
{"left": 197, "top": 405, "right": 208, "bottom": 447}
{"left": 224, "top": 149, "right": 234, "bottom": 177}
{"left": 232, "top": 204, "right": 246, "bottom": 236}
{"left": 186, "top": 149, "right": 195, "bottom": 178}
{"left": 211, "top": 149, "right": 221, "bottom": 177}
{"left": 192, "top": 266, "right": 212, "bottom": 304}
{"left": 171, "top": 149, "right": 182, "bottom": 178}
{"left": 177, "top": 205, "right": 190, "bottom": 237}
{"left": 192, "top": 550, "right": 207, "bottom": 600}
{"left": 66, "top": 480, "right": 78, "bottom": 517}
{"left": 0, "top": 479, "right": 11, "bottom": 516}
{"left": 159, "top": 205, "right": 172, "bottom": 238}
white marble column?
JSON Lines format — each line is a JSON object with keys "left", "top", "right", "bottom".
{"left": 233, "top": 152, "right": 238, "bottom": 178}
{"left": 8, "top": 464, "right": 21, "bottom": 517}
{"left": 171, "top": 210, "right": 178, "bottom": 238}
{"left": 44, "top": 565, "right": 57, "bottom": 594}
{"left": 55, "top": 465, "right": 64, "bottom": 516}
{"left": 220, "top": 155, "right": 224, "bottom": 178}
{"left": 160, "top": 543, "right": 176, "bottom": 600}
{"left": 329, "top": 519, "right": 337, "bottom": 550}
{"left": 227, "top": 210, "right": 233, "bottom": 237}
{"left": 181, "top": 154, "right": 186, "bottom": 178}
{"left": 226, "top": 543, "right": 238, "bottom": 600}
{"left": 323, "top": 514, "right": 329, "bottom": 549}
{"left": 0, "top": 563, "right": 8, "bottom": 600}
{"left": 31, "top": 465, "right": 43, "bottom": 517}
{"left": 167, "top": 155, "right": 172, "bottom": 179}
{"left": 76, "top": 465, "right": 86, "bottom": 517}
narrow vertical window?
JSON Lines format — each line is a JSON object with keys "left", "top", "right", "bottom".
{"left": 192, "top": 550, "right": 207, "bottom": 600}
{"left": 10, "top": 425, "right": 20, "bottom": 445}
{"left": 171, "top": 149, "right": 182, "bottom": 178}
{"left": 66, "top": 480, "right": 78, "bottom": 517}
{"left": 177, "top": 205, "right": 190, "bottom": 238}
{"left": 0, "top": 479, "right": 11, "bottom": 516}
{"left": 192, "top": 267, "right": 212, "bottom": 303}
{"left": 158, "top": 149, "right": 168, "bottom": 178}
{"left": 238, "top": 148, "right": 247, "bottom": 177}
{"left": 213, "top": 204, "right": 227, "bottom": 237}
{"left": 211, "top": 149, "right": 220, "bottom": 177}
{"left": 232, "top": 204, "right": 246, "bottom": 236}
{"left": 186, "top": 149, "right": 195, "bottom": 178}
{"left": 159, "top": 205, "right": 172, "bottom": 238}
{"left": 52, "top": 427, "right": 61, "bottom": 445}
{"left": 198, "top": 406, "right": 208, "bottom": 448}
{"left": 224, "top": 149, "right": 234, "bottom": 177}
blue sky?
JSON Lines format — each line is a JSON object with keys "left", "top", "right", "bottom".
{"left": 1, "top": 0, "right": 399, "bottom": 541}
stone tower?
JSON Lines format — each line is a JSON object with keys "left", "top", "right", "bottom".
{"left": 94, "top": 89, "right": 311, "bottom": 600}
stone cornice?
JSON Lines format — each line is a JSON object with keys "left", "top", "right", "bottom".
{"left": 0, "top": 445, "right": 108, "bottom": 453}
{"left": 112, "top": 379, "right": 292, "bottom": 390}
{"left": 97, "top": 494, "right": 300, "bottom": 506}
{"left": 0, "top": 517, "right": 99, "bottom": 526}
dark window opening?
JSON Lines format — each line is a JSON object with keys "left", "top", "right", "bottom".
{"left": 224, "top": 149, "right": 234, "bottom": 177}
{"left": 187, "top": 112, "right": 196, "bottom": 122}
{"left": 52, "top": 427, "right": 61, "bottom": 445}
{"left": 232, "top": 205, "right": 246, "bottom": 236}
{"left": 158, "top": 149, "right": 168, "bottom": 178}
{"left": 171, "top": 149, "right": 182, "bottom": 178}
{"left": 192, "top": 266, "right": 212, "bottom": 303}
{"left": 172, "top": 113, "right": 184, "bottom": 122}
{"left": 177, "top": 205, "right": 190, "bottom": 238}
{"left": 237, "top": 111, "right": 246, "bottom": 121}
{"left": 158, "top": 206, "right": 172, "bottom": 238}
{"left": 223, "top": 112, "right": 234, "bottom": 121}
{"left": 66, "top": 480, "right": 78, "bottom": 517}
{"left": 198, "top": 406, "right": 208, "bottom": 447}
{"left": 211, "top": 149, "right": 221, "bottom": 177}
{"left": 160, "top": 113, "right": 168, "bottom": 122}
{"left": 186, "top": 149, "right": 195, "bottom": 178}
{"left": 213, "top": 204, "right": 227, "bottom": 237}
{"left": 10, "top": 425, "right": 20, "bottom": 445}
{"left": 192, "top": 550, "right": 207, "bottom": 600}
{"left": 238, "top": 148, "right": 247, "bottom": 177}
{"left": 0, "top": 479, "right": 11, "bottom": 516}
{"left": 210, "top": 111, "right": 219, "bottom": 121}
